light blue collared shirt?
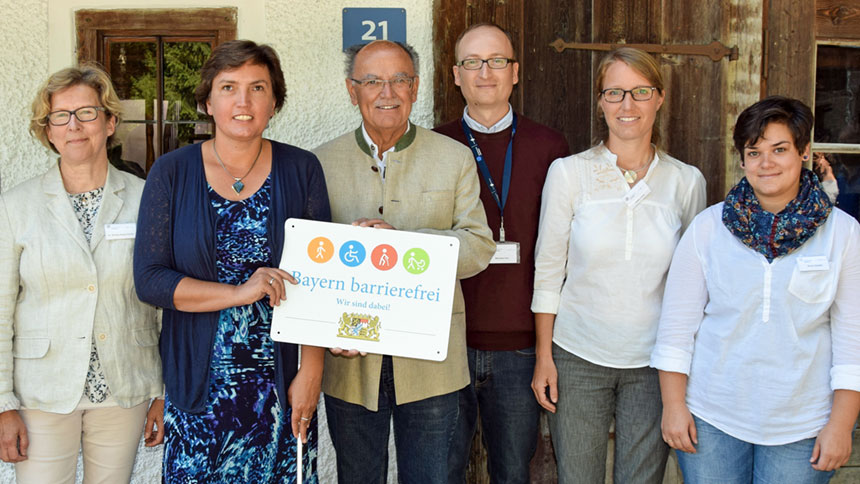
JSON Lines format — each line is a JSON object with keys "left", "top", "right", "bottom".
{"left": 462, "top": 104, "right": 514, "bottom": 134}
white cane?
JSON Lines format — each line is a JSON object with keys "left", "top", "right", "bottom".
{"left": 297, "top": 436, "right": 303, "bottom": 484}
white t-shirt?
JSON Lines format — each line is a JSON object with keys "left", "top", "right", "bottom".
{"left": 651, "top": 203, "right": 860, "bottom": 445}
{"left": 531, "top": 144, "right": 706, "bottom": 368}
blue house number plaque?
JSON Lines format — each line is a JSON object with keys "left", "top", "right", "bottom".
{"left": 342, "top": 8, "right": 406, "bottom": 51}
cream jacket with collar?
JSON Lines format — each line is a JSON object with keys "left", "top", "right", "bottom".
{"left": 314, "top": 125, "right": 495, "bottom": 410}
{"left": 0, "top": 164, "right": 161, "bottom": 414}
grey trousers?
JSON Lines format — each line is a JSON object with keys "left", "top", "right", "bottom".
{"left": 548, "top": 344, "right": 669, "bottom": 484}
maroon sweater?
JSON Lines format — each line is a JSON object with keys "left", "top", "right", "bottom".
{"left": 434, "top": 115, "right": 570, "bottom": 350}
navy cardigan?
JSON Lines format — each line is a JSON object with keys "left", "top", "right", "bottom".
{"left": 134, "top": 140, "right": 331, "bottom": 413}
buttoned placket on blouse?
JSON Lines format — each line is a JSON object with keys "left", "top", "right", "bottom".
{"left": 761, "top": 258, "right": 772, "bottom": 322}
{"left": 611, "top": 150, "right": 660, "bottom": 261}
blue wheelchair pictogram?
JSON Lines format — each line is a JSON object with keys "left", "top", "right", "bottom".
{"left": 339, "top": 240, "right": 366, "bottom": 267}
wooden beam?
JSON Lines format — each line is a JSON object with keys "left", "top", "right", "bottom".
{"left": 723, "top": 0, "right": 765, "bottom": 195}
{"left": 812, "top": 142, "right": 860, "bottom": 153}
{"left": 548, "top": 39, "right": 738, "bottom": 61}
{"left": 431, "top": 0, "right": 468, "bottom": 125}
{"left": 522, "top": 0, "right": 591, "bottom": 151}
{"left": 75, "top": 8, "right": 237, "bottom": 64}
{"left": 764, "top": 0, "right": 816, "bottom": 105}
{"left": 657, "top": 0, "right": 727, "bottom": 205}
{"left": 816, "top": 0, "right": 860, "bottom": 40}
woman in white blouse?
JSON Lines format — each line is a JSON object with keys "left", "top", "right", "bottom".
{"left": 652, "top": 97, "right": 860, "bottom": 482}
{"left": 530, "top": 47, "right": 706, "bottom": 483}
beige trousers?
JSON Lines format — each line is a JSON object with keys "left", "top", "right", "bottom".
{"left": 14, "top": 397, "right": 149, "bottom": 484}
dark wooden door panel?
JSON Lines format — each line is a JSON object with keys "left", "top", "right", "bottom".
{"left": 434, "top": 0, "right": 730, "bottom": 205}
{"left": 764, "top": 0, "right": 816, "bottom": 104}
{"left": 521, "top": 0, "right": 592, "bottom": 151}
{"left": 432, "top": 0, "right": 524, "bottom": 126}
{"left": 658, "top": 0, "right": 726, "bottom": 204}
{"left": 592, "top": 0, "right": 662, "bottom": 43}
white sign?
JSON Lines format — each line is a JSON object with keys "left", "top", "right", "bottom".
{"left": 271, "top": 218, "right": 460, "bottom": 361}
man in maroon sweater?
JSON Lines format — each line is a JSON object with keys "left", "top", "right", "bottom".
{"left": 434, "top": 23, "right": 570, "bottom": 484}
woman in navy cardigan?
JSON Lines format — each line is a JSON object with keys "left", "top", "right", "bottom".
{"left": 134, "top": 40, "right": 330, "bottom": 483}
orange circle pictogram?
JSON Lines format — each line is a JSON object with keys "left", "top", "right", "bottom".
{"left": 307, "top": 237, "right": 334, "bottom": 263}
{"left": 371, "top": 244, "right": 398, "bottom": 271}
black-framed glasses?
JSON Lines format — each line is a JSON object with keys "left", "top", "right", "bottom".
{"left": 46, "top": 106, "right": 106, "bottom": 126}
{"left": 350, "top": 76, "right": 416, "bottom": 93}
{"left": 599, "top": 87, "right": 659, "bottom": 103}
{"left": 456, "top": 57, "right": 516, "bottom": 70}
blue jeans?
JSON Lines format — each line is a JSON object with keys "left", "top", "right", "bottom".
{"left": 677, "top": 415, "right": 835, "bottom": 483}
{"left": 447, "top": 346, "right": 541, "bottom": 484}
{"left": 325, "top": 355, "right": 459, "bottom": 484}
{"left": 548, "top": 344, "right": 668, "bottom": 484}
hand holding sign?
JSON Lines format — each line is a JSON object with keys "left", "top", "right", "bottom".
{"left": 352, "top": 218, "right": 396, "bottom": 230}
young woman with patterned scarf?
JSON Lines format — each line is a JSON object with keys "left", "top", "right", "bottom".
{"left": 652, "top": 96, "right": 860, "bottom": 483}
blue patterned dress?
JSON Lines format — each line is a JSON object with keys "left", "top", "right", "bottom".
{"left": 163, "top": 176, "right": 318, "bottom": 483}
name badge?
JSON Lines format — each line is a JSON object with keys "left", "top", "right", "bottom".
{"left": 104, "top": 223, "right": 136, "bottom": 240}
{"left": 490, "top": 241, "right": 520, "bottom": 264}
{"left": 623, "top": 181, "right": 651, "bottom": 208}
{"left": 797, "top": 256, "right": 829, "bottom": 272}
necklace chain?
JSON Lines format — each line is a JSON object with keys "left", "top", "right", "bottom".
{"left": 212, "top": 140, "right": 264, "bottom": 194}
{"left": 620, "top": 150, "right": 654, "bottom": 184}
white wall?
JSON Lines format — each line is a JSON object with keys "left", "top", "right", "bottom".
{"left": 0, "top": 0, "right": 436, "bottom": 192}
{"left": 0, "top": 1, "right": 435, "bottom": 482}
{"left": 0, "top": 0, "right": 50, "bottom": 193}
{"left": 266, "top": 1, "right": 435, "bottom": 149}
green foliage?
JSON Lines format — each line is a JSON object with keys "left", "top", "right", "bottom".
{"left": 127, "top": 41, "right": 211, "bottom": 121}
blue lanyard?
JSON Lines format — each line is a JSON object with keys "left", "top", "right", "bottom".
{"left": 461, "top": 114, "right": 517, "bottom": 241}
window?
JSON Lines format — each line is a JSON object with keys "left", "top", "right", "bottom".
{"left": 813, "top": 44, "right": 860, "bottom": 218}
{"left": 76, "top": 8, "right": 236, "bottom": 175}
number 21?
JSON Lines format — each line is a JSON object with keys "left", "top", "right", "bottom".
{"left": 361, "top": 20, "right": 389, "bottom": 41}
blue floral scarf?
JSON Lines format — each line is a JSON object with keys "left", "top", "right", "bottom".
{"left": 722, "top": 168, "right": 832, "bottom": 262}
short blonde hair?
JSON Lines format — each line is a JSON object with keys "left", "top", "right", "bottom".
{"left": 594, "top": 47, "right": 664, "bottom": 147}
{"left": 29, "top": 63, "right": 123, "bottom": 153}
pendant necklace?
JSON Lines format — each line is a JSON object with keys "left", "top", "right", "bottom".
{"left": 212, "top": 140, "right": 264, "bottom": 194}
{"left": 620, "top": 150, "right": 654, "bottom": 184}
{"left": 622, "top": 165, "right": 646, "bottom": 184}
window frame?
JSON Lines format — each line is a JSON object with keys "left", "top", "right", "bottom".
{"left": 75, "top": 8, "right": 236, "bottom": 171}
{"left": 812, "top": 39, "right": 860, "bottom": 156}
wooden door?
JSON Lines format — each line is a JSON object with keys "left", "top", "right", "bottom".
{"left": 433, "top": 0, "right": 736, "bottom": 205}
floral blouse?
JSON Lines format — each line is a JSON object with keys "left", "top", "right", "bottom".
{"left": 68, "top": 187, "right": 110, "bottom": 403}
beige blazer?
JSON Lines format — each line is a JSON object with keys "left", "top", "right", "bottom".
{"left": 0, "top": 164, "right": 161, "bottom": 414}
{"left": 314, "top": 125, "right": 495, "bottom": 410}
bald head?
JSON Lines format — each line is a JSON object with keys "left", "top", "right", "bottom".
{"left": 454, "top": 23, "right": 516, "bottom": 61}
{"left": 345, "top": 40, "right": 420, "bottom": 78}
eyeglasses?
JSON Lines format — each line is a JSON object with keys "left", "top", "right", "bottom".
{"left": 350, "top": 76, "right": 416, "bottom": 93}
{"left": 46, "top": 106, "right": 106, "bottom": 126}
{"left": 456, "top": 58, "right": 516, "bottom": 70}
{"left": 599, "top": 87, "right": 659, "bottom": 103}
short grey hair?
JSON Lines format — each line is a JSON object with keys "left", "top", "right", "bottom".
{"left": 344, "top": 41, "right": 420, "bottom": 77}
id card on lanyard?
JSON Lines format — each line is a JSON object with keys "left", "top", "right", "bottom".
{"left": 461, "top": 115, "right": 520, "bottom": 264}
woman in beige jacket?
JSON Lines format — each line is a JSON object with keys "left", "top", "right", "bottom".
{"left": 0, "top": 64, "right": 162, "bottom": 483}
